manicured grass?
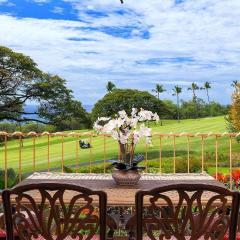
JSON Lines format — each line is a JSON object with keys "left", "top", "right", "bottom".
{"left": 0, "top": 116, "right": 239, "bottom": 177}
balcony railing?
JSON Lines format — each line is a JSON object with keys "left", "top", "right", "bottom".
{"left": 0, "top": 131, "right": 240, "bottom": 189}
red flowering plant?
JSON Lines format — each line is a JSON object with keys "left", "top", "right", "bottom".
{"left": 223, "top": 232, "right": 240, "bottom": 240}
{"left": 214, "top": 169, "right": 240, "bottom": 190}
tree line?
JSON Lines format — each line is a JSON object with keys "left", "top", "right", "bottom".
{"left": 0, "top": 46, "right": 236, "bottom": 132}
{"left": 105, "top": 80, "right": 233, "bottom": 122}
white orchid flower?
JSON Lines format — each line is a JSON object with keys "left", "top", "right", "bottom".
{"left": 93, "top": 108, "right": 157, "bottom": 147}
{"left": 118, "top": 110, "right": 127, "bottom": 119}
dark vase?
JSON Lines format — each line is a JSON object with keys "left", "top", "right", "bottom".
{"left": 112, "top": 169, "right": 141, "bottom": 186}
{"left": 112, "top": 144, "right": 141, "bottom": 186}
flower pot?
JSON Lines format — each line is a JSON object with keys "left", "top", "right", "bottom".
{"left": 112, "top": 169, "right": 141, "bottom": 186}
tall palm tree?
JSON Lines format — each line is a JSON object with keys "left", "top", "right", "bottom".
{"left": 188, "top": 82, "right": 200, "bottom": 118}
{"left": 232, "top": 80, "right": 239, "bottom": 92}
{"left": 106, "top": 81, "right": 116, "bottom": 92}
{"left": 172, "top": 86, "right": 182, "bottom": 123}
{"left": 152, "top": 84, "right": 166, "bottom": 100}
{"left": 201, "top": 81, "right": 211, "bottom": 104}
{"left": 187, "top": 82, "right": 200, "bottom": 101}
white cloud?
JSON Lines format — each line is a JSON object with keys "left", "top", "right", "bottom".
{"left": 30, "top": 0, "right": 50, "bottom": 3}
{"left": 0, "top": 0, "right": 240, "bottom": 105}
{"left": 52, "top": 6, "right": 64, "bottom": 14}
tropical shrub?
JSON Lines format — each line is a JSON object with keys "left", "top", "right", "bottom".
{"left": 91, "top": 89, "right": 170, "bottom": 121}
{"left": 230, "top": 83, "right": 240, "bottom": 131}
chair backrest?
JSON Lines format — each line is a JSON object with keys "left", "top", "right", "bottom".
{"left": 2, "top": 182, "right": 107, "bottom": 240}
{"left": 135, "top": 183, "right": 240, "bottom": 240}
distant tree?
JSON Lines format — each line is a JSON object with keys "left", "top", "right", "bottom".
{"left": 232, "top": 80, "right": 239, "bottom": 92}
{"left": 43, "top": 100, "right": 91, "bottom": 131}
{"left": 161, "top": 100, "right": 178, "bottom": 119}
{"left": 188, "top": 83, "right": 200, "bottom": 101}
{"left": 0, "top": 46, "right": 89, "bottom": 129}
{"left": 187, "top": 83, "right": 201, "bottom": 118}
{"left": 201, "top": 81, "right": 212, "bottom": 104}
{"left": 21, "top": 122, "right": 56, "bottom": 133}
{"left": 106, "top": 81, "right": 116, "bottom": 92}
{"left": 180, "top": 99, "right": 229, "bottom": 119}
{"left": 91, "top": 89, "right": 169, "bottom": 121}
{"left": 230, "top": 83, "right": 240, "bottom": 132}
{"left": 172, "top": 86, "right": 182, "bottom": 123}
{"left": 152, "top": 84, "right": 166, "bottom": 100}
{"left": 0, "top": 123, "right": 17, "bottom": 133}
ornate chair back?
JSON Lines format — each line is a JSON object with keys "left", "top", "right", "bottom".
{"left": 135, "top": 184, "right": 240, "bottom": 240}
{"left": 2, "top": 182, "right": 107, "bottom": 240}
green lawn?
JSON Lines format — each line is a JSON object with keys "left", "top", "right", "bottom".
{"left": 0, "top": 116, "right": 239, "bottom": 178}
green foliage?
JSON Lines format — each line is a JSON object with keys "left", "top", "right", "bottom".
{"left": 63, "top": 165, "right": 74, "bottom": 173}
{"left": 180, "top": 99, "right": 229, "bottom": 119}
{"left": 0, "top": 46, "right": 90, "bottom": 130}
{"left": 21, "top": 122, "right": 56, "bottom": 133}
{"left": 91, "top": 89, "right": 169, "bottom": 121}
{"left": 0, "top": 122, "right": 18, "bottom": 132}
{"left": 41, "top": 100, "right": 91, "bottom": 131}
{"left": 161, "top": 100, "right": 178, "bottom": 119}
{"left": 0, "top": 168, "right": 19, "bottom": 189}
{"left": 106, "top": 81, "right": 116, "bottom": 92}
{"left": 37, "top": 77, "right": 91, "bottom": 130}
{"left": 152, "top": 84, "right": 166, "bottom": 99}
{"left": 230, "top": 83, "right": 240, "bottom": 131}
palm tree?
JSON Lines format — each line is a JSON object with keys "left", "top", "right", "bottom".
{"left": 152, "top": 84, "right": 166, "bottom": 100}
{"left": 172, "top": 86, "right": 182, "bottom": 123}
{"left": 106, "top": 81, "right": 116, "bottom": 92}
{"left": 188, "top": 82, "right": 200, "bottom": 101}
{"left": 201, "top": 81, "right": 211, "bottom": 104}
{"left": 232, "top": 80, "right": 239, "bottom": 92}
{"left": 188, "top": 82, "right": 200, "bottom": 118}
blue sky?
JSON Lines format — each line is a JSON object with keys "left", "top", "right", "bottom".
{"left": 0, "top": 0, "right": 240, "bottom": 105}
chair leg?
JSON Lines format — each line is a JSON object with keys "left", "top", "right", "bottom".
{"left": 107, "top": 229, "right": 114, "bottom": 240}
{"left": 128, "top": 230, "right": 136, "bottom": 240}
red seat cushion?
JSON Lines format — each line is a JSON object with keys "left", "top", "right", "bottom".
{"left": 0, "top": 229, "right": 6, "bottom": 238}
{"left": 32, "top": 235, "right": 100, "bottom": 240}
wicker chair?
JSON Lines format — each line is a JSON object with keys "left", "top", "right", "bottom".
{"left": 2, "top": 182, "right": 107, "bottom": 240}
{"left": 135, "top": 184, "right": 240, "bottom": 240}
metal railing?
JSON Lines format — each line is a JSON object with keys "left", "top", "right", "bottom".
{"left": 0, "top": 131, "right": 240, "bottom": 189}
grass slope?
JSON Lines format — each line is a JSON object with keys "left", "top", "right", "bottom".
{"left": 0, "top": 116, "right": 239, "bottom": 177}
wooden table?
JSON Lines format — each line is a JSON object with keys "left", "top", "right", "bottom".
{"left": 15, "top": 172, "right": 223, "bottom": 206}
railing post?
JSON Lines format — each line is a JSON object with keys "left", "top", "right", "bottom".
{"left": 19, "top": 135, "right": 22, "bottom": 182}
{"left": 159, "top": 135, "right": 162, "bottom": 174}
{"left": 104, "top": 135, "right": 106, "bottom": 174}
{"left": 173, "top": 135, "right": 176, "bottom": 174}
{"left": 47, "top": 134, "right": 50, "bottom": 172}
{"left": 4, "top": 135, "right": 8, "bottom": 188}
{"left": 33, "top": 136, "right": 36, "bottom": 172}
{"left": 61, "top": 135, "right": 64, "bottom": 173}
{"left": 215, "top": 135, "right": 218, "bottom": 179}
{"left": 187, "top": 135, "right": 190, "bottom": 174}
{"left": 76, "top": 136, "right": 79, "bottom": 173}
{"left": 201, "top": 135, "right": 204, "bottom": 174}
{"left": 89, "top": 134, "right": 93, "bottom": 173}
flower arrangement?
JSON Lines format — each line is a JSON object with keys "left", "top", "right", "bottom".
{"left": 93, "top": 108, "right": 159, "bottom": 171}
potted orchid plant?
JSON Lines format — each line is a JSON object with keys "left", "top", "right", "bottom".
{"left": 93, "top": 108, "right": 159, "bottom": 185}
